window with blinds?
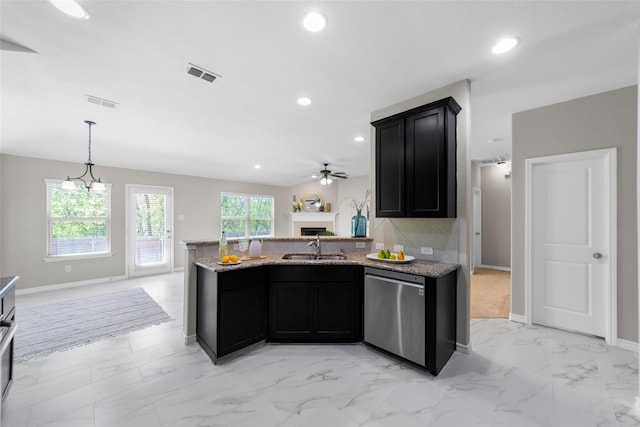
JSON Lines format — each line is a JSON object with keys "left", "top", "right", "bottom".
{"left": 46, "top": 181, "right": 111, "bottom": 258}
{"left": 221, "top": 193, "right": 274, "bottom": 238}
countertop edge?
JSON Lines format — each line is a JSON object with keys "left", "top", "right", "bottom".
{"left": 194, "top": 255, "right": 459, "bottom": 279}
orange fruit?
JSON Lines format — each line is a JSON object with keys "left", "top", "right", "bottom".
{"left": 222, "top": 255, "right": 230, "bottom": 263}
{"left": 230, "top": 255, "right": 239, "bottom": 263}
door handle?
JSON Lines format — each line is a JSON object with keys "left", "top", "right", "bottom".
{"left": 475, "top": 232, "right": 480, "bottom": 235}
{"left": 593, "top": 253, "right": 602, "bottom": 259}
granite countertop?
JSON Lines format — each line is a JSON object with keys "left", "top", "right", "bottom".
{"left": 182, "top": 236, "right": 373, "bottom": 246}
{"left": 195, "top": 253, "right": 458, "bottom": 279}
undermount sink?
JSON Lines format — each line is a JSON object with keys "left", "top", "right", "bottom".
{"left": 282, "top": 253, "right": 347, "bottom": 260}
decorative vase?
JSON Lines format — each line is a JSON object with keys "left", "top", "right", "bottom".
{"left": 351, "top": 209, "right": 367, "bottom": 237}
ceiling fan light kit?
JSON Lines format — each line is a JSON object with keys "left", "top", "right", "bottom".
{"left": 318, "top": 163, "right": 348, "bottom": 185}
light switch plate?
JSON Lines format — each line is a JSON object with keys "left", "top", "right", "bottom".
{"left": 421, "top": 247, "right": 434, "bottom": 255}
{"left": 355, "top": 242, "right": 366, "bottom": 249}
{"left": 375, "top": 243, "right": 384, "bottom": 250}
{"left": 393, "top": 245, "right": 404, "bottom": 252}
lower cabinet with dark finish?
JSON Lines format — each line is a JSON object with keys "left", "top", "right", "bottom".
{"left": 197, "top": 266, "right": 267, "bottom": 361}
{"left": 269, "top": 265, "right": 362, "bottom": 342}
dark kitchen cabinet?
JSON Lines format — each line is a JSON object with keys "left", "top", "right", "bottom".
{"left": 372, "top": 97, "right": 461, "bottom": 218}
{"left": 197, "top": 266, "right": 267, "bottom": 361}
{"left": 269, "top": 265, "right": 362, "bottom": 342}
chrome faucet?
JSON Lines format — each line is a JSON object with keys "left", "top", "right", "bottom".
{"left": 308, "top": 234, "right": 321, "bottom": 258}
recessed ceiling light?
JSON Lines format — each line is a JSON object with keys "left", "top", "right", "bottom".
{"left": 492, "top": 37, "right": 519, "bottom": 54}
{"left": 49, "top": 0, "right": 90, "bottom": 19}
{"left": 303, "top": 11, "right": 327, "bottom": 32}
{"left": 254, "top": 164, "right": 261, "bottom": 169}
{"left": 297, "top": 97, "right": 312, "bottom": 106}
{"left": 354, "top": 136, "right": 365, "bottom": 143}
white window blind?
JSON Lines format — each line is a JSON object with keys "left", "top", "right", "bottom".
{"left": 46, "top": 181, "right": 111, "bottom": 258}
{"left": 134, "top": 193, "right": 167, "bottom": 266}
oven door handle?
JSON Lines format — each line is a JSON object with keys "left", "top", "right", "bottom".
{"left": 0, "top": 320, "right": 17, "bottom": 355}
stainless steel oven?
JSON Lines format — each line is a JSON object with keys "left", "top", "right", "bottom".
{"left": 0, "top": 276, "right": 18, "bottom": 417}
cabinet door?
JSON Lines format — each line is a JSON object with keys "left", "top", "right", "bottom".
{"left": 375, "top": 118, "right": 405, "bottom": 217}
{"left": 269, "top": 282, "right": 314, "bottom": 340}
{"left": 405, "top": 107, "right": 446, "bottom": 217}
{"left": 316, "top": 282, "right": 361, "bottom": 340}
{"left": 218, "top": 268, "right": 267, "bottom": 357}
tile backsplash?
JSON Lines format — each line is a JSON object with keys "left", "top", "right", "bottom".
{"left": 372, "top": 217, "right": 459, "bottom": 263}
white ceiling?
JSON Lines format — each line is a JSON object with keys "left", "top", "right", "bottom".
{"left": 1, "top": 1, "right": 638, "bottom": 187}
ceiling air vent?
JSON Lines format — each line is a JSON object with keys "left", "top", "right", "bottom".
{"left": 473, "top": 153, "right": 510, "bottom": 166}
{"left": 86, "top": 94, "right": 118, "bottom": 109}
{"left": 187, "top": 63, "right": 221, "bottom": 83}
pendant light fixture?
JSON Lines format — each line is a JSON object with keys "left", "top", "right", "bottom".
{"left": 61, "top": 120, "right": 105, "bottom": 192}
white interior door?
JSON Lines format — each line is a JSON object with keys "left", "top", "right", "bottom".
{"left": 527, "top": 149, "right": 616, "bottom": 342}
{"left": 472, "top": 187, "right": 482, "bottom": 271}
{"left": 127, "top": 185, "right": 174, "bottom": 277}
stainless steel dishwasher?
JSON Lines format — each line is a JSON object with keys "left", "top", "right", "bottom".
{"left": 364, "top": 267, "right": 425, "bottom": 366}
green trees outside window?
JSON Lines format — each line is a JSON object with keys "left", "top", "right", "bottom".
{"left": 221, "top": 193, "right": 273, "bottom": 238}
{"left": 47, "top": 181, "right": 111, "bottom": 257}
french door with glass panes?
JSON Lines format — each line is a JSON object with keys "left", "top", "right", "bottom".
{"left": 127, "top": 185, "right": 174, "bottom": 277}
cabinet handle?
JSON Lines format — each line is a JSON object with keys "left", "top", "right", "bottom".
{"left": 593, "top": 253, "right": 603, "bottom": 259}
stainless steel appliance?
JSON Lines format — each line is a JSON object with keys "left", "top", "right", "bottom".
{"left": 0, "top": 276, "right": 17, "bottom": 422}
{"left": 364, "top": 267, "right": 425, "bottom": 366}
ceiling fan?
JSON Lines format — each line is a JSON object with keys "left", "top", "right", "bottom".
{"left": 318, "top": 163, "right": 348, "bottom": 185}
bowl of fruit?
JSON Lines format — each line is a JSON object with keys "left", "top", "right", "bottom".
{"left": 366, "top": 249, "right": 415, "bottom": 264}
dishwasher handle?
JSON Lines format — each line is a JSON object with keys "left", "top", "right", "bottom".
{"left": 365, "top": 274, "right": 424, "bottom": 289}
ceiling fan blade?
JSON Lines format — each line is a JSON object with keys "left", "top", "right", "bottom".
{"left": 330, "top": 173, "right": 348, "bottom": 179}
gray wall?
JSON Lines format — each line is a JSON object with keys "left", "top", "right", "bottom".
{"left": 370, "top": 80, "right": 472, "bottom": 346}
{"left": 336, "top": 175, "right": 370, "bottom": 237}
{"left": 0, "top": 154, "right": 294, "bottom": 290}
{"left": 512, "top": 85, "right": 638, "bottom": 342}
{"left": 480, "top": 165, "right": 511, "bottom": 269}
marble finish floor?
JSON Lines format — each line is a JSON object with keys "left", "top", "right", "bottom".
{"left": 5, "top": 272, "right": 640, "bottom": 426}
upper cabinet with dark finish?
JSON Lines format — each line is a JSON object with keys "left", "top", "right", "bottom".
{"left": 372, "top": 97, "right": 461, "bottom": 218}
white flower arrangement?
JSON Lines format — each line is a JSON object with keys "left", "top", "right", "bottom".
{"left": 292, "top": 197, "right": 303, "bottom": 212}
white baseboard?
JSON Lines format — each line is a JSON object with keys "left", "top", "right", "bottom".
{"left": 173, "top": 267, "right": 185, "bottom": 272}
{"left": 456, "top": 342, "right": 472, "bottom": 354}
{"left": 16, "top": 275, "right": 128, "bottom": 295}
{"left": 184, "top": 334, "right": 197, "bottom": 345}
{"left": 617, "top": 338, "right": 638, "bottom": 353}
{"left": 479, "top": 264, "right": 511, "bottom": 272}
{"left": 509, "top": 313, "right": 527, "bottom": 324}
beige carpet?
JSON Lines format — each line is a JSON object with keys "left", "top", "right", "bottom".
{"left": 471, "top": 268, "right": 511, "bottom": 318}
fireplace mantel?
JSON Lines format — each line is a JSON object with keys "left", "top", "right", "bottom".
{"left": 289, "top": 212, "right": 338, "bottom": 236}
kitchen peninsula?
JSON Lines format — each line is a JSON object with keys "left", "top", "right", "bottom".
{"left": 181, "top": 237, "right": 459, "bottom": 375}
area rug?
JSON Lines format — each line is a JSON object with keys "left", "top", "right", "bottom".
{"left": 15, "top": 287, "right": 170, "bottom": 362}
{"left": 471, "top": 268, "right": 511, "bottom": 318}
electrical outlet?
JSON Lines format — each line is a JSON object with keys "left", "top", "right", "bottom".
{"left": 65, "top": 265, "right": 72, "bottom": 272}
{"left": 355, "top": 242, "right": 365, "bottom": 249}
{"left": 421, "top": 247, "right": 434, "bottom": 255}
{"left": 393, "top": 244, "right": 404, "bottom": 252}
{"left": 375, "top": 243, "right": 384, "bottom": 250}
